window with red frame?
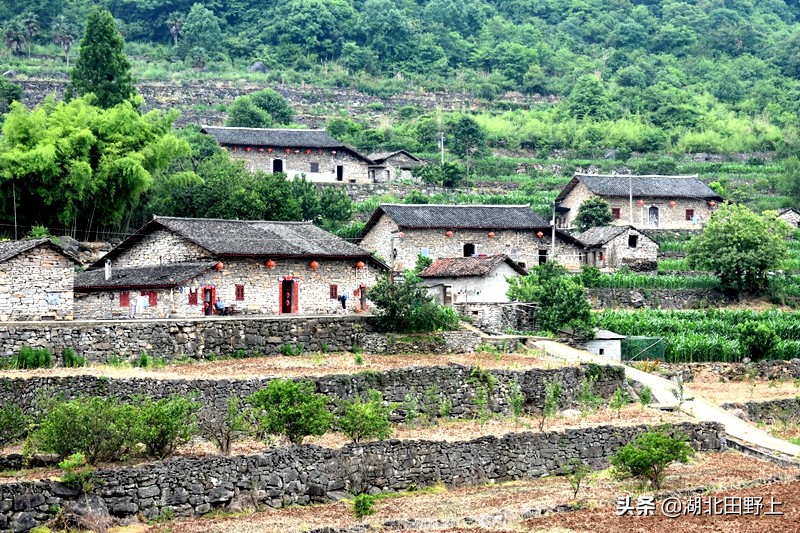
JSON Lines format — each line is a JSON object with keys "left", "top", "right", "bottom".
{"left": 120, "top": 291, "right": 130, "bottom": 307}
{"left": 685, "top": 209, "right": 695, "bottom": 221}
{"left": 235, "top": 284, "right": 245, "bottom": 301}
{"left": 611, "top": 207, "right": 621, "bottom": 220}
{"left": 189, "top": 291, "right": 198, "bottom": 306}
{"left": 329, "top": 284, "right": 338, "bottom": 299}
{"left": 142, "top": 290, "right": 157, "bottom": 306}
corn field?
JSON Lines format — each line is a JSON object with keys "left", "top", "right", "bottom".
{"left": 593, "top": 273, "right": 721, "bottom": 290}
{"left": 597, "top": 309, "right": 800, "bottom": 363}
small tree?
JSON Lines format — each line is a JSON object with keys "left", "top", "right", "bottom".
{"left": 51, "top": 16, "right": 77, "bottom": 66}
{"left": 352, "top": 493, "right": 377, "bottom": 521}
{"left": 69, "top": 9, "right": 136, "bottom": 108}
{"left": 0, "top": 402, "right": 28, "bottom": 446}
{"left": 165, "top": 13, "right": 184, "bottom": 47}
{"left": 687, "top": 203, "right": 790, "bottom": 295}
{"left": 610, "top": 428, "right": 694, "bottom": 489}
{"left": 249, "top": 379, "right": 333, "bottom": 445}
{"left": 368, "top": 272, "right": 459, "bottom": 333}
{"left": 538, "top": 379, "right": 562, "bottom": 431}
{"left": 576, "top": 376, "right": 603, "bottom": 421}
{"left": 133, "top": 395, "right": 200, "bottom": 459}
{"left": 337, "top": 389, "right": 396, "bottom": 443}
{"left": 203, "top": 395, "right": 251, "bottom": 455}
{"left": 609, "top": 387, "right": 630, "bottom": 419}
{"left": 559, "top": 458, "right": 592, "bottom": 500}
{"left": 574, "top": 196, "right": 613, "bottom": 232}
{"left": 735, "top": 320, "right": 778, "bottom": 360}
{"left": 638, "top": 385, "right": 653, "bottom": 411}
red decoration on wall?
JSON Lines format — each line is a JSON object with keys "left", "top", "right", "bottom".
{"left": 709, "top": 201, "right": 717, "bottom": 208}
{"left": 267, "top": 147, "right": 273, "bottom": 153}
{"left": 356, "top": 261, "right": 365, "bottom": 270}
{"left": 669, "top": 200, "right": 677, "bottom": 207}
{"left": 537, "top": 231, "right": 544, "bottom": 239}
{"left": 285, "top": 148, "right": 291, "bottom": 154}
{"left": 488, "top": 231, "right": 495, "bottom": 238}
{"left": 265, "top": 259, "right": 275, "bottom": 270}
{"left": 259, "top": 148, "right": 264, "bottom": 153}
{"left": 397, "top": 231, "right": 405, "bottom": 239}
{"left": 305, "top": 149, "right": 312, "bottom": 155}
{"left": 637, "top": 199, "right": 645, "bottom": 206}
{"left": 246, "top": 146, "right": 251, "bottom": 152}
{"left": 445, "top": 230, "right": 454, "bottom": 238}
{"left": 309, "top": 261, "right": 319, "bottom": 270}
{"left": 215, "top": 261, "right": 223, "bottom": 271}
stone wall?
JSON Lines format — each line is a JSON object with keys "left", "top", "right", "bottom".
{"left": 226, "top": 146, "right": 372, "bottom": 184}
{"left": 587, "top": 288, "right": 734, "bottom": 310}
{"left": 455, "top": 302, "right": 540, "bottom": 333}
{"left": 0, "top": 422, "right": 725, "bottom": 531}
{"left": 0, "top": 245, "right": 75, "bottom": 321}
{"left": 112, "top": 229, "right": 210, "bottom": 268}
{"left": 722, "top": 398, "right": 800, "bottom": 424}
{"left": 0, "top": 364, "right": 625, "bottom": 422}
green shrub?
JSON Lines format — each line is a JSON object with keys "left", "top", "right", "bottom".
{"left": 610, "top": 428, "right": 694, "bottom": 489}
{"left": 609, "top": 387, "right": 631, "bottom": 418}
{"left": 249, "top": 379, "right": 333, "bottom": 445}
{"left": 0, "top": 402, "right": 28, "bottom": 446}
{"left": 735, "top": 320, "right": 779, "bottom": 360}
{"left": 58, "top": 452, "right": 95, "bottom": 492}
{"left": 538, "top": 378, "right": 562, "bottom": 431}
{"left": 203, "top": 395, "right": 251, "bottom": 455}
{"left": 280, "top": 343, "right": 304, "bottom": 356}
{"left": 638, "top": 386, "right": 653, "bottom": 410}
{"left": 352, "top": 493, "right": 377, "bottom": 521}
{"left": 575, "top": 376, "right": 603, "bottom": 418}
{"left": 62, "top": 348, "right": 86, "bottom": 368}
{"left": 132, "top": 395, "right": 201, "bottom": 459}
{"left": 337, "top": 389, "right": 396, "bottom": 443}
{"left": 13, "top": 346, "right": 52, "bottom": 369}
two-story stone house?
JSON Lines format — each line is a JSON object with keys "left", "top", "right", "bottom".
{"left": 201, "top": 126, "right": 378, "bottom": 184}
{"left": 0, "top": 239, "right": 80, "bottom": 321}
{"left": 357, "top": 204, "right": 585, "bottom": 271}
{"left": 555, "top": 174, "right": 724, "bottom": 230}
{"left": 74, "top": 216, "right": 386, "bottom": 319}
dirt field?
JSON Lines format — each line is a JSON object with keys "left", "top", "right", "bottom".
{"left": 0, "top": 350, "right": 565, "bottom": 381}
{"left": 685, "top": 367, "right": 800, "bottom": 405}
{"left": 139, "top": 451, "right": 799, "bottom": 533}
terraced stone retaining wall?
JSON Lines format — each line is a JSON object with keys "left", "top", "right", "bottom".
{"left": 0, "top": 364, "right": 624, "bottom": 422}
{"left": 722, "top": 398, "right": 800, "bottom": 424}
{"left": 587, "top": 288, "right": 734, "bottom": 310}
{"left": 0, "top": 422, "right": 725, "bottom": 531}
{"left": 0, "top": 316, "right": 482, "bottom": 362}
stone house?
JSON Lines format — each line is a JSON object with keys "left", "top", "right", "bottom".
{"left": 366, "top": 150, "right": 423, "bottom": 182}
{"left": 555, "top": 174, "right": 724, "bottom": 230}
{"left": 778, "top": 207, "right": 800, "bottom": 228}
{"left": 201, "top": 126, "right": 378, "bottom": 184}
{"left": 74, "top": 216, "right": 386, "bottom": 319}
{"left": 357, "top": 204, "right": 585, "bottom": 272}
{"left": 575, "top": 225, "right": 659, "bottom": 271}
{"left": 419, "top": 254, "right": 528, "bottom": 305}
{"left": 0, "top": 239, "right": 80, "bottom": 321}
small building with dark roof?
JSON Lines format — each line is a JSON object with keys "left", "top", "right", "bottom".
{"left": 419, "top": 255, "right": 527, "bottom": 305}
{"left": 778, "top": 207, "right": 800, "bottom": 228}
{"left": 575, "top": 225, "right": 659, "bottom": 271}
{"left": 555, "top": 174, "right": 724, "bottom": 230}
{"left": 366, "top": 150, "right": 423, "bottom": 182}
{"left": 74, "top": 216, "right": 386, "bottom": 319}
{"left": 0, "top": 239, "right": 80, "bottom": 321}
{"left": 357, "top": 204, "right": 585, "bottom": 272}
{"left": 201, "top": 126, "right": 378, "bottom": 184}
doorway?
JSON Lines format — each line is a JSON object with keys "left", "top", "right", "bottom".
{"left": 273, "top": 159, "right": 284, "bottom": 173}
{"left": 280, "top": 280, "right": 295, "bottom": 314}
{"left": 538, "top": 249, "right": 548, "bottom": 265}
{"left": 443, "top": 286, "right": 453, "bottom": 306}
{"left": 648, "top": 206, "right": 659, "bottom": 227}
{"left": 463, "top": 243, "right": 475, "bottom": 257}
{"left": 336, "top": 165, "right": 344, "bottom": 181}
{"left": 203, "top": 286, "right": 216, "bottom": 315}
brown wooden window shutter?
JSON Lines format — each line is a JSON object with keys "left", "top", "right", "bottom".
{"left": 189, "top": 291, "right": 198, "bottom": 306}
{"left": 120, "top": 291, "right": 130, "bottom": 308}
{"left": 236, "top": 284, "right": 245, "bottom": 301}
{"left": 329, "top": 284, "right": 338, "bottom": 299}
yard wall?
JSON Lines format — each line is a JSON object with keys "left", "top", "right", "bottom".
{"left": 587, "top": 288, "right": 734, "bottom": 309}
{"left": 722, "top": 398, "right": 800, "bottom": 424}
{"left": 0, "top": 422, "right": 725, "bottom": 531}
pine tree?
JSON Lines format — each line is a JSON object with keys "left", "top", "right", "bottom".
{"left": 69, "top": 9, "right": 135, "bottom": 109}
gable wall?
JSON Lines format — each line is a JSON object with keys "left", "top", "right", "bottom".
{"left": 423, "top": 262, "right": 521, "bottom": 305}
{"left": 0, "top": 246, "right": 74, "bottom": 320}
{"left": 112, "top": 229, "right": 212, "bottom": 268}
{"left": 225, "top": 146, "right": 372, "bottom": 184}
{"left": 780, "top": 210, "right": 800, "bottom": 228}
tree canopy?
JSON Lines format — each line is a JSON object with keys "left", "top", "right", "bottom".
{"left": 575, "top": 196, "right": 613, "bottom": 232}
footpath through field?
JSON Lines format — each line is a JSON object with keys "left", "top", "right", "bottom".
{"left": 535, "top": 340, "right": 800, "bottom": 460}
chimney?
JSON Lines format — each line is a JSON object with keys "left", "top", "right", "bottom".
{"left": 104, "top": 260, "right": 111, "bottom": 281}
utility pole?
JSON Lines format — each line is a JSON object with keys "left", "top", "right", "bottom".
{"left": 628, "top": 174, "right": 633, "bottom": 225}
{"left": 551, "top": 201, "right": 556, "bottom": 261}
{"left": 439, "top": 132, "right": 445, "bottom": 164}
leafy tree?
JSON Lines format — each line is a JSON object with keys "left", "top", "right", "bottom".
{"left": 559, "top": 458, "right": 592, "bottom": 501}
{"left": 610, "top": 428, "right": 694, "bottom": 489}
{"left": 0, "top": 96, "right": 187, "bottom": 233}
{"left": 735, "top": 320, "right": 778, "bottom": 360}
{"left": 249, "top": 379, "right": 333, "bottom": 445}
{"left": 686, "top": 203, "right": 791, "bottom": 294}
{"left": 132, "top": 395, "right": 200, "bottom": 459}
{"left": 319, "top": 186, "right": 354, "bottom": 226}
{"left": 69, "top": 9, "right": 135, "bottom": 108}
{"left": 574, "top": 196, "right": 613, "bottom": 232}
{"left": 412, "top": 162, "right": 465, "bottom": 188}
{"left": 225, "top": 96, "right": 273, "bottom": 128}
{"left": 0, "top": 402, "right": 27, "bottom": 446}
{"left": 50, "top": 15, "right": 77, "bottom": 66}
{"left": 249, "top": 89, "right": 294, "bottom": 125}
{"left": 449, "top": 116, "right": 485, "bottom": 178}
{"left": 0, "top": 78, "right": 22, "bottom": 115}
{"left": 368, "top": 272, "right": 460, "bottom": 333}
{"left": 20, "top": 12, "right": 38, "bottom": 56}
{"left": 336, "top": 389, "right": 396, "bottom": 442}
{"left": 563, "top": 75, "right": 614, "bottom": 120}
{"left": 165, "top": 13, "right": 183, "bottom": 47}
{"left": 3, "top": 19, "right": 26, "bottom": 55}
{"left": 181, "top": 3, "right": 223, "bottom": 58}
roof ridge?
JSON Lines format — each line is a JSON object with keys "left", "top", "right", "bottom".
{"left": 576, "top": 173, "right": 700, "bottom": 179}
{"left": 201, "top": 125, "right": 325, "bottom": 132}
{"left": 155, "top": 216, "right": 313, "bottom": 225}
{"left": 381, "top": 203, "right": 532, "bottom": 208}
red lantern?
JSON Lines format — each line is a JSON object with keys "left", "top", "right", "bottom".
{"left": 215, "top": 261, "right": 223, "bottom": 272}
{"left": 537, "top": 231, "right": 544, "bottom": 239}
{"left": 637, "top": 199, "right": 645, "bottom": 206}
{"left": 309, "top": 261, "right": 319, "bottom": 270}
{"left": 331, "top": 150, "right": 337, "bottom": 155}
{"left": 445, "top": 230, "right": 454, "bottom": 238}
{"left": 305, "top": 149, "right": 312, "bottom": 155}
{"left": 265, "top": 259, "right": 275, "bottom": 270}
{"left": 669, "top": 200, "right": 676, "bottom": 207}
{"left": 397, "top": 231, "right": 405, "bottom": 239}
{"left": 709, "top": 201, "right": 717, "bottom": 208}
{"left": 285, "top": 148, "right": 291, "bottom": 154}
{"left": 356, "top": 261, "right": 365, "bottom": 270}
{"left": 259, "top": 148, "right": 264, "bottom": 153}
{"left": 246, "top": 146, "right": 251, "bottom": 152}
{"left": 488, "top": 231, "right": 495, "bottom": 238}
{"left": 267, "top": 147, "right": 273, "bottom": 153}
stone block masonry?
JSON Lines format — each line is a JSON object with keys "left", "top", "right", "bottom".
{"left": 0, "top": 422, "right": 725, "bottom": 531}
{"left": 0, "top": 364, "right": 624, "bottom": 423}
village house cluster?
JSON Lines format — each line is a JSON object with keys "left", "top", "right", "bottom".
{"left": 0, "top": 173, "right": 736, "bottom": 323}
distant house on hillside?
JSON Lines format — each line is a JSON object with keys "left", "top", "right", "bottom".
{"left": 201, "top": 126, "right": 377, "bottom": 184}
{"left": 419, "top": 255, "right": 527, "bottom": 306}
{"left": 366, "top": 150, "right": 423, "bottom": 182}
{"left": 778, "top": 207, "right": 800, "bottom": 228}
{"left": 0, "top": 239, "right": 80, "bottom": 321}
{"left": 575, "top": 225, "right": 659, "bottom": 271}
{"left": 75, "top": 216, "right": 386, "bottom": 319}
{"left": 357, "top": 204, "right": 585, "bottom": 271}
{"left": 555, "top": 174, "right": 724, "bottom": 230}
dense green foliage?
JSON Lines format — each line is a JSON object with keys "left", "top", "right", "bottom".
{"left": 368, "top": 271, "right": 461, "bottom": 333}
{"left": 611, "top": 428, "right": 694, "bottom": 489}
{"left": 225, "top": 89, "right": 294, "bottom": 128}
{"left": 574, "top": 196, "right": 613, "bottom": 232}
{"left": 0, "top": 346, "right": 52, "bottom": 369}
{"left": 132, "top": 395, "right": 201, "bottom": 459}
{"left": 336, "top": 389, "right": 395, "bottom": 443}
{"left": 69, "top": 9, "right": 135, "bottom": 108}
{"left": 687, "top": 204, "right": 791, "bottom": 294}
{"left": 598, "top": 309, "right": 800, "bottom": 362}
{"left": 248, "top": 379, "right": 333, "bottom": 445}
{"left": 0, "top": 402, "right": 28, "bottom": 446}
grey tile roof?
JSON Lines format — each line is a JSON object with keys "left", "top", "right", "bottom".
{"left": 419, "top": 254, "right": 528, "bottom": 278}
{"left": 556, "top": 174, "right": 724, "bottom": 203}
{"left": 201, "top": 126, "right": 345, "bottom": 148}
{"left": 96, "top": 217, "right": 386, "bottom": 269}
{"left": 370, "top": 204, "right": 550, "bottom": 231}
{"left": 76, "top": 262, "right": 216, "bottom": 291}
{"left": 0, "top": 238, "right": 81, "bottom": 264}
{"left": 575, "top": 225, "right": 655, "bottom": 248}
{"left": 367, "top": 150, "right": 422, "bottom": 164}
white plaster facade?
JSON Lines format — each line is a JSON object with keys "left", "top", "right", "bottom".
{"left": 422, "top": 261, "right": 521, "bottom": 305}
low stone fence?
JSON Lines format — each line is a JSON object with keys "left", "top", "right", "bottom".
{"left": 0, "top": 316, "right": 483, "bottom": 362}
{"left": 0, "top": 422, "right": 725, "bottom": 531}
{"left": 722, "top": 398, "right": 800, "bottom": 425}
{"left": 587, "top": 288, "right": 734, "bottom": 310}
{"left": 664, "top": 360, "right": 800, "bottom": 382}
{"left": 0, "top": 364, "right": 625, "bottom": 423}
